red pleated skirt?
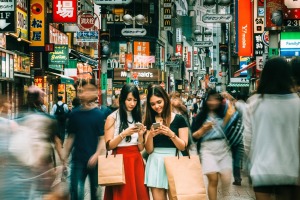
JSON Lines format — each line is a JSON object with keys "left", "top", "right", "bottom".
{"left": 103, "top": 145, "right": 150, "bottom": 200}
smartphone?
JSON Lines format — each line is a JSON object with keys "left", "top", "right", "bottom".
{"left": 135, "top": 122, "right": 143, "bottom": 129}
{"left": 152, "top": 122, "right": 161, "bottom": 129}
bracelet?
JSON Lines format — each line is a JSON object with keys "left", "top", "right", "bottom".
{"left": 137, "top": 140, "right": 144, "bottom": 145}
{"left": 170, "top": 134, "right": 176, "bottom": 140}
{"left": 119, "top": 133, "right": 125, "bottom": 140}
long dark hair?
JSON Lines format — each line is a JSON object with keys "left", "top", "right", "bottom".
{"left": 144, "top": 84, "right": 172, "bottom": 130}
{"left": 191, "top": 89, "right": 225, "bottom": 134}
{"left": 118, "top": 84, "right": 141, "bottom": 134}
{"left": 257, "top": 57, "right": 294, "bottom": 95}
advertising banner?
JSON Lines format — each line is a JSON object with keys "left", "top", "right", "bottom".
{"left": 53, "top": 0, "right": 77, "bottom": 23}
{"left": 238, "top": 0, "right": 253, "bottom": 56}
{"left": 283, "top": 0, "right": 300, "bottom": 26}
{"left": 48, "top": 45, "right": 69, "bottom": 65}
{"left": 17, "top": 0, "right": 28, "bottom": 40}
{"left": 29, "top": 0, "right": 45, "bottom": 47}
{"left": 264, "top": 0, "right": 283, "bottom": 30}
{"left": 280, "top": 32, "right": 300, "bottom": 57}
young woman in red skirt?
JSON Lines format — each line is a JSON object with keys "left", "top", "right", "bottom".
{"left": 104, "top": 84, "right": 150, "bottom": 200}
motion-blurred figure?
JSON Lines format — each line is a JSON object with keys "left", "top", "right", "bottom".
{"left": 244, "top": 57, "right": 300, "bottom": 200}
{"left": 63, "top": 84, "right": 106, "bottom": 200}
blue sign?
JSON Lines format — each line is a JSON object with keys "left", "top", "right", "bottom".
{"left": 76, "top": 31, "right": 99, "bottom": 42}
{"left": 133, "top": 80, "right": 139, "bottom": 86}
{"left": 209, "top": 76, "right": 216, "bottom": 82}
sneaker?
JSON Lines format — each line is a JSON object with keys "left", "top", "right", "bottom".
{"left": 232, "top": 181, "right": 242, "bottom": 186}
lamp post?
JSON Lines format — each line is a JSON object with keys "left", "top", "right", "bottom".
{"left": 122, "top": 14, "right": 146, "bottom": 84}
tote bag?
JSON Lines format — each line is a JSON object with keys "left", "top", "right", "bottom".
{"left": 98, "top": 151, "right": 126, "bottom": 186}
{"left": 164, "top": 150, "right": 207, "bottom": 200}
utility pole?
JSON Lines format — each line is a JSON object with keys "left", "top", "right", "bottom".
{"left": 101, "top": 7, "right": 108, "bottom": 106}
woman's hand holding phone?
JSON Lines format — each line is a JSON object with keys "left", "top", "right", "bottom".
{"left": 123, "top": 126, "right": 140, "bottom": 136}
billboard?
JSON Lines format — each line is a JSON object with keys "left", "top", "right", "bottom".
{"left": 280, "top": 32, "right": 300, "bottom": 57}
{"left": 53, "top": 0, "right": 77, "bottom": 23}
{"left": 265, "top": 0, "right": 283, "bottom": 30}
{"left": 238, "top": 0, "right": 253, "bottom": 56}
{"left": 30, "top": 0, "right": 45, "bottom": 47}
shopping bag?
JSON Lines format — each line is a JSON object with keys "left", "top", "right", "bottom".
{"left": 164, "top": 151, "right": 206, "bottom": 200}
{"left": 98, "top": 151, "right": 126, "bottom": 186}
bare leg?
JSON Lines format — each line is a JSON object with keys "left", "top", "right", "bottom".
{"left": 219, "top": 170, "right": 232, "bottom": 196}
{"left": 151, "top": 188, "right": 168, "bottom": 200}
{"left": 206, "top": 173, "right": 218, "bottom": 200}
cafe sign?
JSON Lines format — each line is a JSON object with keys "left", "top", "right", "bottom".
{"left": 48, "top": 45, "right": 69, "bottom": 65}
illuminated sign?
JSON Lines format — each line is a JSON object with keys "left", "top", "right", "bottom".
{"left": 30, "top": 0, "right": 45, "bottom": 47}
{"left": 53, "top": 0, "right": 77, "bottom": 23}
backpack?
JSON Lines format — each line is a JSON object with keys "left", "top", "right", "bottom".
{"left": 55, "top": 103, "right": 66, "bottom": 121}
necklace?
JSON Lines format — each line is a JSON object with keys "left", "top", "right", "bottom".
{"left": 127, "top": 119, "right": 134, "bottom": 124}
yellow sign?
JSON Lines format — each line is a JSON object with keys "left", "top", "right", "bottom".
{"left": 29, "top": 0, "right": 45, "bottom": 47}
{"left": 164, "top": 19, "right": 171, "bottom": 26}
{"left": 17, "top": 8, "right": 28, "bottom": 40}
{"left": 164, "top": 8, "right": 171, "bottom": 14}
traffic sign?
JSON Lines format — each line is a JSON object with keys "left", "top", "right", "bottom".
{"left": 194, "top": 41, "right": 213, "bottom": 47}
{"left": 0, "top": 0, "right": 16, "bottom": 32}
{"left": 78, "top": 13, "right": 95, "bottom": 30}
{"left": 94, "top": 0, "right": 132, "bottom": 5}
{"left": 202, "top": 14, "right": 233, "bottom": 23}
{"left": 121, "top": 28, "right": 147, "bottom": 36}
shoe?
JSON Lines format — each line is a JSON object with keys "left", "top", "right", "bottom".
{"left": 232, "top": 181, "right": 242, "bottom": 186}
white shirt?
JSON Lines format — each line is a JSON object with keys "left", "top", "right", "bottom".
{"left": 110, "top": 110, "right": 138, "bottom": 147}
{"left": 51, "top": 101, "right": 69, "bottom": 116}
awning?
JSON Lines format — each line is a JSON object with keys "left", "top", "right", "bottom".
{"left": 69, "top": 49, "right": 98, "bottom": 67}
{"left": 48, "top": 72, "right": 74, "bottom": 84}
{"left": 227, "top": 83, "right": 249, "bottom": 87}
{"left": 234, "top": 61, "right": 256, "bottom": 77}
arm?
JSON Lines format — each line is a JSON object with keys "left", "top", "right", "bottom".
{"left": 104, "top": 116, "right": 139, "bottom": 150}
{"left": 87, "top": 136, "right": 106, "bottom": 168}
{"left": 50, "top": 104, "right": 56, "bottom": 116}
{"left": 62, "top": 133, "right": 75, "bottom": 166}
{"left": 192, "top": 122, "right": 213, "bottom": 140}
{"left": 54, "top": 135, "right": 63, "bottom": 161}
{"left": 243, "top": 105, "right": 252, "bottom": 157}
{"left": 144, "top": 130, "right": 154, "bottom": 154}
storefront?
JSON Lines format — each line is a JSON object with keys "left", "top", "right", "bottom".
{"left": 112, "top": 68, "right": 164, "bottom": 94}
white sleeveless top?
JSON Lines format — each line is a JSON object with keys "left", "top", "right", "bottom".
{"left": 110, "top": 110, "right": 139, "bottom": 147}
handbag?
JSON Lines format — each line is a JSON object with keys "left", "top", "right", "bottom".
{"left": 164, "top": 149, "right": 207, "bottom": 200}
{"left": 98, "top": 141, "right": 126, "bottom": 186}
{"left": 223, "top": 111, "right": 244, "bottom": 147}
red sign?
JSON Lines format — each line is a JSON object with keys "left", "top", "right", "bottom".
{"left": 186, "top": 51, "right": 191, "bottom": 68}
{"left": 176, "top": 44, "right": 182, "bottom": 56}
{"left": 53, "top": 0, "right": 77, "bottom": 23}
{"left": 238, "top": 0, "right": 253, "bottom": 56}
{"left": 79, "top": 13, "right": 95, "bottom": 30}
{"left": 283, "top": 0, "right": 300, "bottom": 20}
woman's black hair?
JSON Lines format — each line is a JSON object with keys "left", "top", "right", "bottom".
{"left": 290, "top": 57, "right": 300, "bottom": 86}
{"left": 118, "top": 84, "right": 141, "bottom": 136}
{"left": 191, "top": 89, "right": 225, "bottom": 152}
{"left": 257, "top": 57, "right": 294, "bottom": 95}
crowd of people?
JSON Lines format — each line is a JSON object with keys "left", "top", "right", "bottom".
{"left": 0, "top": 56, "right": 300, "bottom": 200}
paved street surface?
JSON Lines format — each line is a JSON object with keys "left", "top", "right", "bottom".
{"left": 83, "top": 173, "right": 256, "bottom": 200}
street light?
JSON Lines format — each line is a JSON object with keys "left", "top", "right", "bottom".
{"left": 122, "top": 14, "right": 146, "bottom": 83}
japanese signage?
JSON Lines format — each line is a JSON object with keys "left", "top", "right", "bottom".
{"left": 253, "top": 32, "right": 269, "bottom": 56}
{"left": 254, "top": 0, "right": 264, "bottom": 33}
{"left": 0, "top": 0, "right": 16, "bottom": 32}
{"left": 17, "top": 0, "right": 28, "bottom": 39}
{"left": 283, "top": 0, "right": 300, "bottom": 20}
{"left": 114, "top": 68, "right": 162, "bottom": 81}
{"left": 53, "top": 0, "right": 77, "bottom": 23}
{"left": 0, "top": 51, "right": 14, "bottom": 79}
{"left": 238, "top": 0, "right": 253, "bottom": 56}
{"left": 186, "top": 51, "right": 191, "bottom": 68}
{"left": 48, "top": 45, "right": 69, "bottom": 65}
{"left": 202, "top": 14, "right": 233, "bottom": 23}
{"left": 78, "top": 13, "right": 95, "bottom": 30}
{"left": 119, "top": 43, "right": 127, "bottom": 64}
{"left": 176, "top": 44, "right": 182, "bottom": 56}
{"left": 134, "top": 41, "right": 155, "bottom": 68}
{"left": 76, "top": 31, "right": 99, "bottom": 42}
{"left": 29, "top": 0, "right": 45, "bottom": 47}
{"left": 94, "top": 0, "right": 132, "bottom": 4}
{"left": 265, "top": 0, "right": 283, "bottom": 30}
{"left": 176, "top": 28, "right": 182, "bottom": 43}
{"left": 134, "top": 42, "right": 149, "bottom": 57}
{"left": 194, "top": 41, "right": 213, "bottom": 47}
{"left": 163, "top": 0, "right": 172, "bottom": 31}
{"left": 34, "top": 76, "right": 45, "bottom": 88}
{"left": 49, "top": 25, "right": 68, "bottom": 45}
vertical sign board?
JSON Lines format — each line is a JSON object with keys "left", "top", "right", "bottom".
{"left": 238, "top": 0, "right": 253, "bottom": 56}
{"left": 282, "top": 0, "right": 300, "bottom": 26}
{"left": 17, "top": 0, "right": 28, "bottom": 40}
{"left": 254, "top": 0, "right": 265, "bottom": 34}
{"left": 163, "top": 0, "right": 172, "bottom": 31}
{"left": 0, "top": 0, "right": 16, "bottom": 33}
{"left": 29, "top": 0, "right": 45, "bottom": 48}
{"left": 53, "top": 0, "right": 77, "bottom": 23}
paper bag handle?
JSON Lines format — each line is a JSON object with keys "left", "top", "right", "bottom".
{"left": 175, "top": 141, "right": 191, "bottom": 159}
{"left": 105, "top": 140, "right": 117, "bottom": 158}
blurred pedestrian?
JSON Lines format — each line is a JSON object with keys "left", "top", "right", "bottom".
{"left": 144, "top": 85, "right": 188, "bottom": 200}
{"left": 244, "top": 57, "right": 300, "bottom": 200}
{"left": 51, "top": 96, "right": 69, "bottom": 144}
{"left": 191, "top": 96, "right": 202, "bottom": 116}
{"left": 104, "top": 84, "right": 149, "bottom": 200}
{"left": 109, "top": 94, "right": 120, "bottom": 112}
{"left": 291, "top": 57, "right": 300, "bottom": 94}
{"left": 191, "top": 89, "right": 232, "bottom": 200}
{"left": 71, "top": 97, "right": 81, "bottom": 110}
{"left": 63, "top": 83, "right": 106, "bottom": 200}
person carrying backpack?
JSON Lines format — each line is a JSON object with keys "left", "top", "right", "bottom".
{"left": 51, "top": 96, "right": 69, "bottom": 145}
